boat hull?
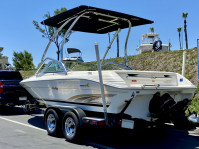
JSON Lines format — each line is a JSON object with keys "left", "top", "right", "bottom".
{"left": 21, "top": 74, "right": 196, "bottom": 122}
{"left": 137, "top": 44, "right": 169, "bottom": 54}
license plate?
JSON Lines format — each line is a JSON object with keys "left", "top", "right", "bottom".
{"left": 19, "top": 97, "right": 27, "bottom": 101}
{"left": 121, "top": 119, "right": 134, "bottom": 129}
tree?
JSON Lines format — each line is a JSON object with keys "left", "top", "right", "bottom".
{"left": 12, "top": 50, "right": 35, "bottom": 70}
{"left": 0, "top": 47, "right": 4, "bottom": 58}
{"left": 169, "top": 42, "right": 172, "bottom": 51}
{"left": 177, "top": 27, "right": 182, "bottom": 50}
{"left": 182, "top": 12, "right": 188, "bottom": 49}
{"left": 0, "top": 47, "right": 8, "bottom": 59}
{"left": 150, "top": 27, "right": 154, "bottom": 33}
{"left": 33, "top": 8, "right": 71, "bottom": 61}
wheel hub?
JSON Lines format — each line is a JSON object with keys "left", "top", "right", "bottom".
{"left": 65, "top": 117, "right": 76, "bottom": 137}
{"left": 47, "top": 114, "right": 56, "bottom": 132}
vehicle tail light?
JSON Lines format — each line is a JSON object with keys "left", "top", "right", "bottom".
{"left": 118, "top": 120, "right": 122, "bottom": 125}
{"left": 98, "top": 121, "right": 106, "bottom": 126}
{"left": 0, "top": 82, "right": 3, "bottom": 93}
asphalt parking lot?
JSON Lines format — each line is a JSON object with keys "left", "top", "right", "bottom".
{"left": 0, "top": 106, "right": 199, "bottom": 149}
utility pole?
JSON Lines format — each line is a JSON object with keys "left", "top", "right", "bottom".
{"left": 182, "top": 26, "right": 186, "bottom": 76}
{"left": 117, "top": 34, "right": 119, "bottom": 57}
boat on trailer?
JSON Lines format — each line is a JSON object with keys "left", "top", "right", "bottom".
{"left": 20, "top": 6, "right": 196, "bottom": 141}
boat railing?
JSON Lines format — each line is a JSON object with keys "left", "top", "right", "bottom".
{"left": 41, "top": 11, "right": 132, "bottom": 68}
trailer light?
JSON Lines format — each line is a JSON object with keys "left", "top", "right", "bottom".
{"left": 0, "top": 82, "right": 3, "bottom": 93}
{"left": 98, "top": 121, "right": 105, "bottom": 126}
{"left": 92, "top": 121, "right": 96, "bottom": 125}
{"left": 86, "top": 120, "right": 90, "bottom": 123}
{"left": 132, "top": 80, "right": 137, "bottom": 82}
{"left": 118, "top": 120, "right": 122, "bottom": 125}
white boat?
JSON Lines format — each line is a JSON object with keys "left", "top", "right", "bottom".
{"left": 21, "top": 6, "right": 196, "bottom": 133}
{"left": 21, "top": 63, "right": 195, "bottom": 120}
{"left": 62, "top": 48, "right": 84, "bottom": 62}
{"left": 137, "top": 33, "right": 169, "bottom": 54}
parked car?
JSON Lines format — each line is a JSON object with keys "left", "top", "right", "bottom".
{"left": 0, "top": 70, "right": 32, "bottom": 107}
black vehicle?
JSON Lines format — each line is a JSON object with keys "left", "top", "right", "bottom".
{"left": 0, "top": 70, "right": 32, "bottom": 106}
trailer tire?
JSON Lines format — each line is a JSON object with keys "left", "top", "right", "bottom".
{"left": 62, "top": 111, "right": 80, "bottom": 142}
{"left": 45, "top": 109, "right": 61, "bottom": 136}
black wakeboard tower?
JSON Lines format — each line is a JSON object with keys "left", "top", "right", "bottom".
{"left": 41, "top": 5, "right": 153, "bottom": 66}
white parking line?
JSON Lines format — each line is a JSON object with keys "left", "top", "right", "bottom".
{"left": 0, "top": 116, "right": 46, "bottom": 132}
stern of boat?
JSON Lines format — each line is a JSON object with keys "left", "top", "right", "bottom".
{"left": 110, "top": 70, "right": 196, "bottom": 129}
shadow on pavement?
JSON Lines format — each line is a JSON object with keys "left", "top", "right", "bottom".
{"left": 28, "top": 115, "right": 46, "bottom": 130}
{"left": 0, "top": 105, "right": 44, "bottom": 115}
{"left": 0, "top": 105, "right": 46, "bottom": 130}
{"left": 0, "top": 105, "right": 27, "bottom": 115}
{"left": 75, "top": 126, "right": 199, "bottom": 149}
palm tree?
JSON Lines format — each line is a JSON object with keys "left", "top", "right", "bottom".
{"left": 150, "top": 27, "right": 154, "bottom": 33}
{"left": 182, "top": 12, "right": 188, "bottom": 49}
{"left": 169, "top": 41, "right": 172, "bottom": 51}
{"left": 177, "top": 27, "right": 182, "bottom": 50}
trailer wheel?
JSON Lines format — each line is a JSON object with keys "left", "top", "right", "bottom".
{"left": 45, "top": 109, "right": 61, "bottom": 136}
{"left": 62, "top": 111, "right": 80, "bottom": 142}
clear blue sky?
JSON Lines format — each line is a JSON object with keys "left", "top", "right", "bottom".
{"left": 0, "top": 0, "right": 198, "bottom": 67}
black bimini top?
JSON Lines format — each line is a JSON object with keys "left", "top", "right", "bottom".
{"left": 67, "top": 48, "right": 81, "bottom": 54}
{"left": 41, "top": 5, "right": 153, "bottom": 34}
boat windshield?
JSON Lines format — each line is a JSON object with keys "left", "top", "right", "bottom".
{"left": 43, "top": 62, "right": 65, "bottom": 73}
{"left": 35, "top": 58, "right": 68, "bottom": 75}
{"left": 142, "top": 37, "right": 154, "bottom": 44}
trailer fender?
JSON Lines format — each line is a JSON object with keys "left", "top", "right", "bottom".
{"left": 71, "top": 107, "right": 86, "bottom": 127}
{"left": 44, "top": 107, "right": 63, "bottom": 121}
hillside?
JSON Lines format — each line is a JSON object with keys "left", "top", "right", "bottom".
{"left": 21, "top": 48, "right": 198, "bottom": 84}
